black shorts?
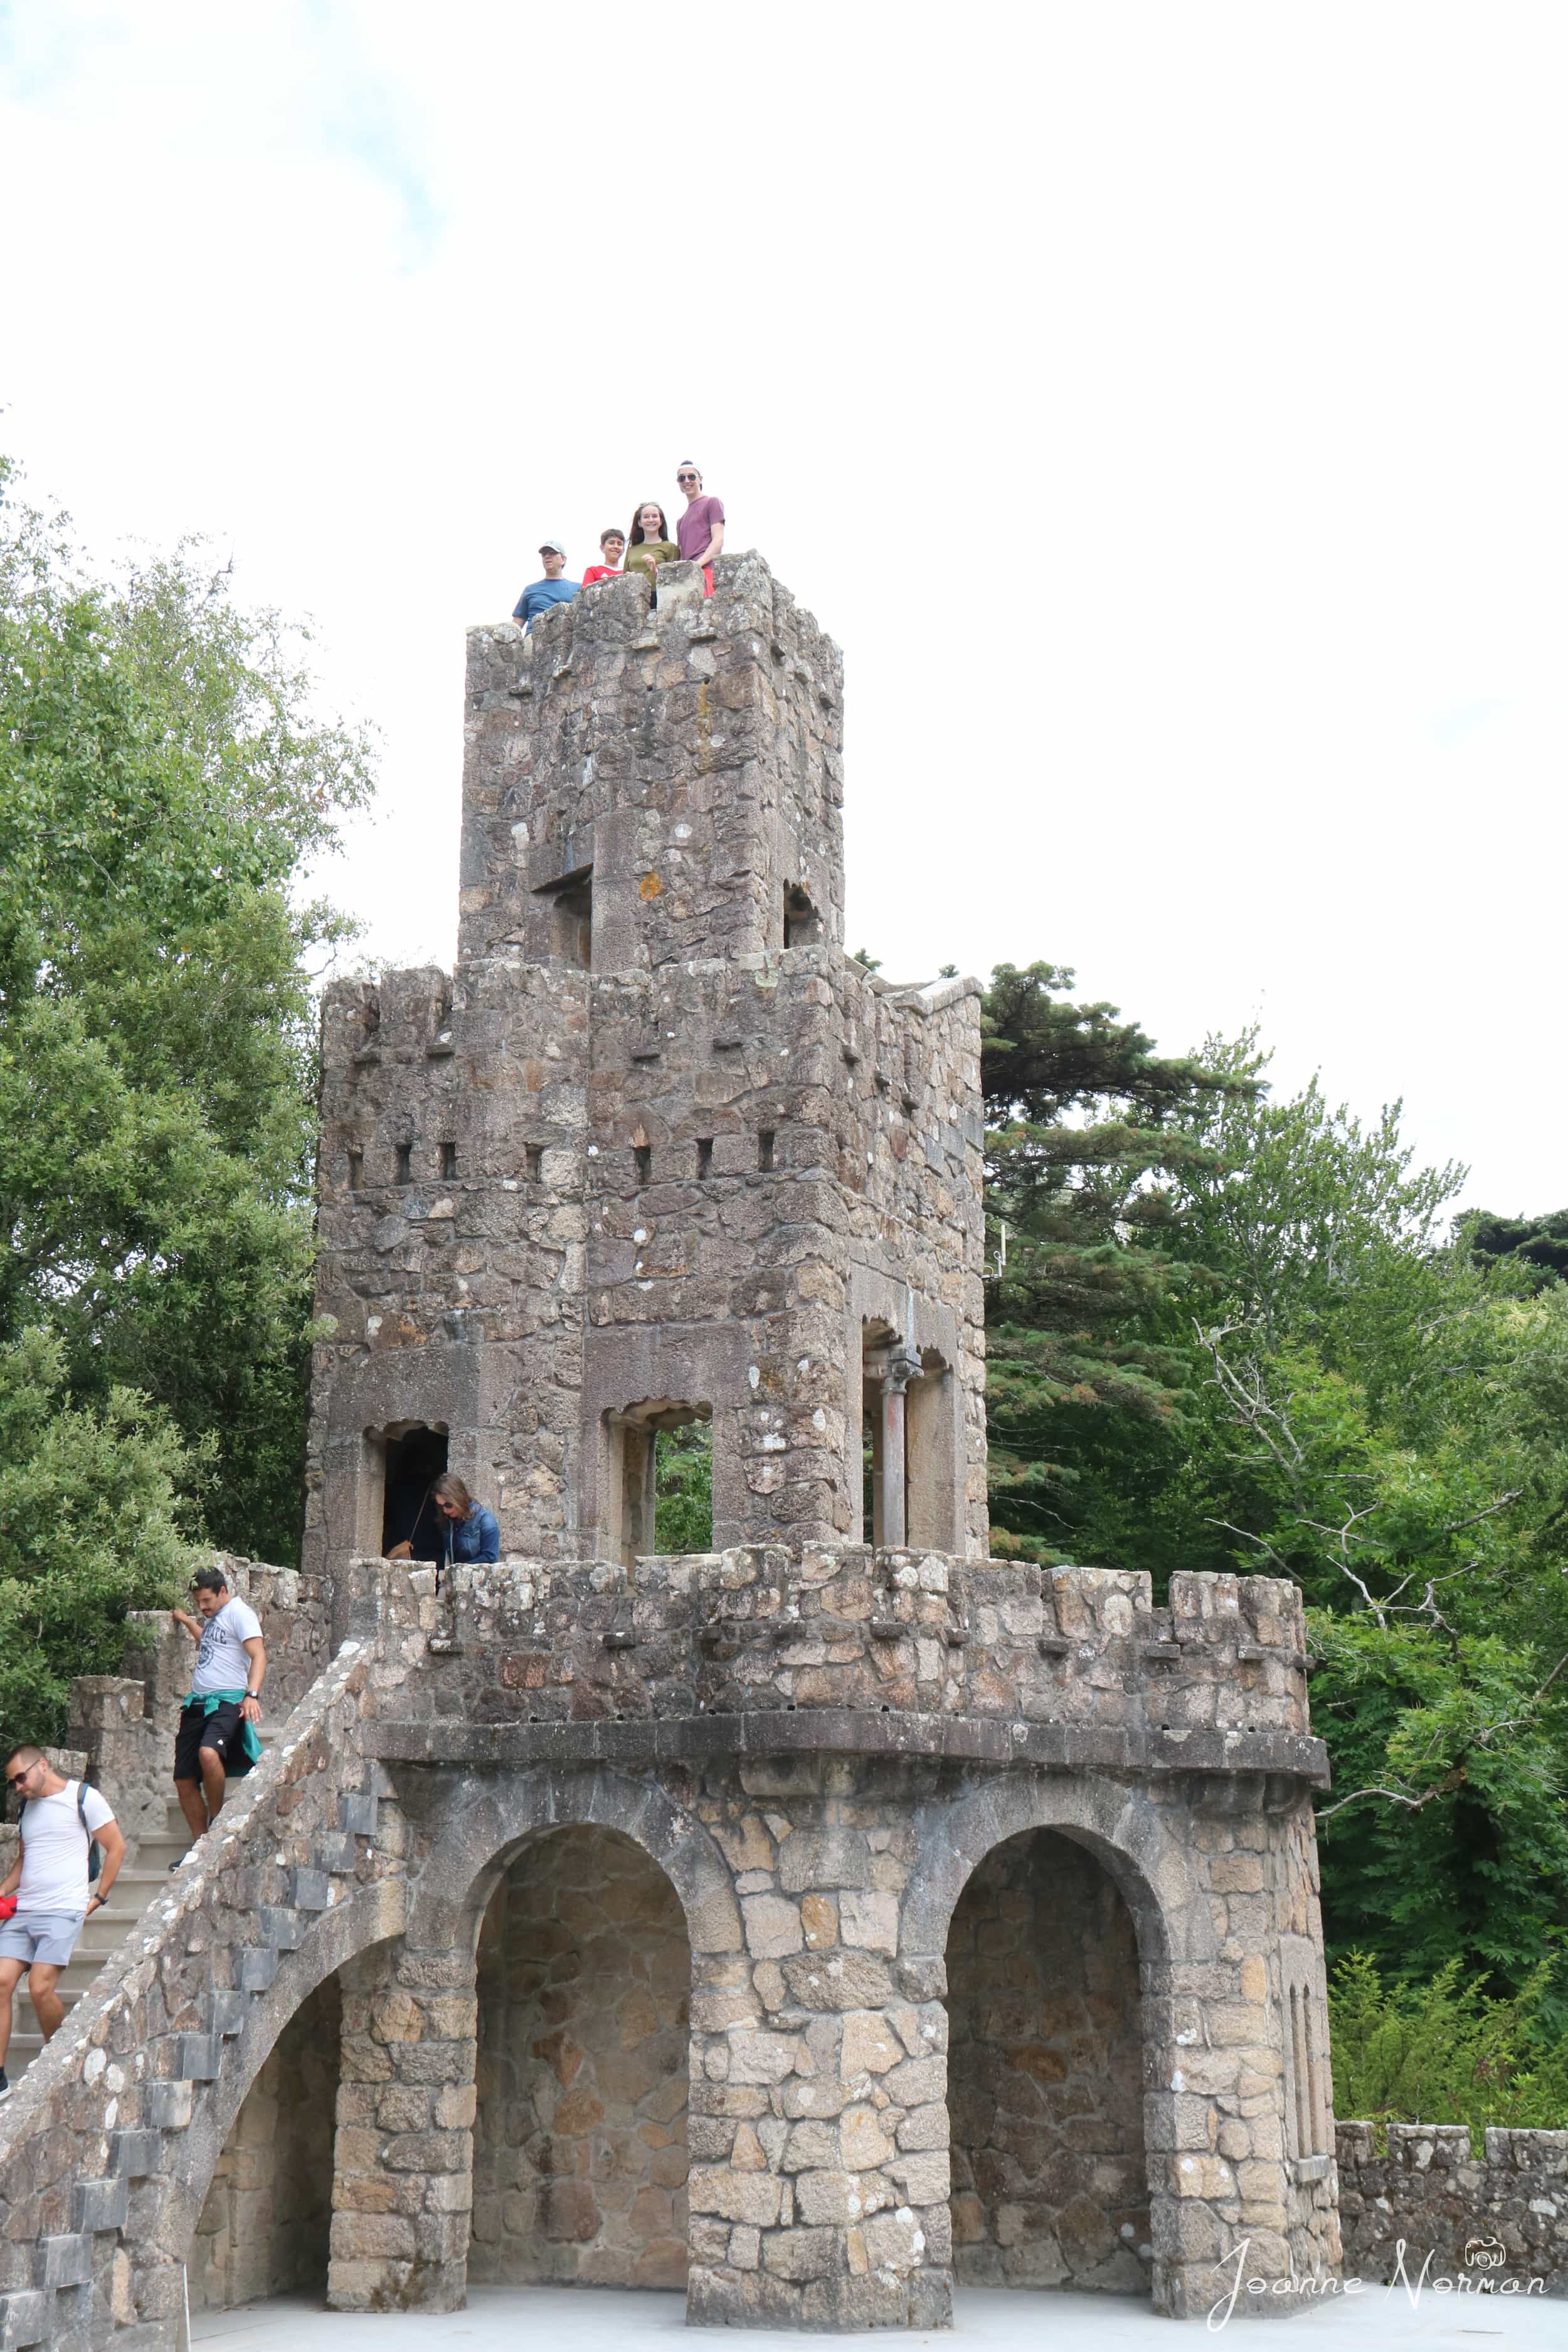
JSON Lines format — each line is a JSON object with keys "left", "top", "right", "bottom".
{"left": 174, "top": 1700, "right": 253, "bottom": 1781}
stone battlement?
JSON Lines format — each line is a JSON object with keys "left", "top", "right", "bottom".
{"left": 351, "top": 1550, "right": 1324, "bottom": 1785}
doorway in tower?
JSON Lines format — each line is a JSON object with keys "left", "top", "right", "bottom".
{"left": 605, "top": 1401, "right": 712, "bottom": 1566}
{"left": 380, "top": 1424, "right": 449, "bottom": 1561}
{"left": 861, "top": 1327, "right": 956, "bottom": 1547}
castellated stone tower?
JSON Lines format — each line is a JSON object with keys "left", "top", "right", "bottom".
{"left": 0, "top": 558, "right": 1340, "bottom": 2346}
{"left": 304, "top": 554, "right": 988, "bottom": 1585}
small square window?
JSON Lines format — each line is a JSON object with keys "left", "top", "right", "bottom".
{"left": 395, "top": 1142, "right": 413, "bottom": 1185}
{"left": 526, "top": 1143, "right": 544, "bottom": 1182}
{"left": 347, "top": 1147, "right": 363, "bottom": 1190}
{"left": 635, "top": 1145, "right": 652, "bottom": 1185}
{"left": 758, "top": 1130, "right": 776, "bottom": 1173}
{"left": 440, "top": 1141, "right": 457, "bottom": 1180}
{"left": 697, "top": 1138, "right": 714, "bottom": 1180}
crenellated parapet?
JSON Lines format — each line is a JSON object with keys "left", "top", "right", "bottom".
{"left": 350, "top": 1550, "right": 1324, "bottom": 1790}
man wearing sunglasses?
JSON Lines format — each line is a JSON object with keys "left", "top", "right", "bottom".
{"left": 674, "top": 463, "right": 724, "bottom": 597}
{"left": 0, "top": 1747, "right": 124, "bottom": 2100}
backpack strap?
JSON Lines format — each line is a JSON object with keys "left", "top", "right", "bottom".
{"left": 75, "top": 1779, "right": 103, "bottom": 1883}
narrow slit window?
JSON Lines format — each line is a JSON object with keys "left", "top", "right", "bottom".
{"left": 440, "top": 1140, "right": 458, "bottom": 1180}
{"left": 347, "top": 1147, "right": 363, "bottom": 1190}
{"left": 758, "top": 1130, "right": 776, "bottom": 1172}
{"left": 696, "top": 1137, "right": 714, "bottom": 1180}
{"left": 395, "top": 1142, "right": 413, "bottom": 1185}
{"left": 635, "top": 1144, "right": 652, "bottom": 1184}
{"left": 525, "top": 1143, "right": 544, "bottom": 1182}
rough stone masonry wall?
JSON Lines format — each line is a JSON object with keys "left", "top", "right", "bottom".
{"left": 309, "top": 953, "right": 593, "bottom": 1574}
{"left": 470, "top": 1825, "right": 690, "bottom": 2289}
{"left": 374, "top": 1552, "right": 1318, "bottom": 1764}
{"left": 1337, "top": 2123, "right": 1568, "bottom": 2294}
{"left": 947, "top": 1830, "right": 1150, "bottom": 2294}
{"left": 458, "top": 554, "right": 845, "bottom": 972}
{"left": 309, "top": 953, "right": 987, "bottom": 1571}
{"left": 188, "top": 1974, "right": 341, "bottom": 2311}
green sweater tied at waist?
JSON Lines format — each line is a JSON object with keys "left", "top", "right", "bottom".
{"left": 182, "top": 1687, "right": 263, "bottom": 1768}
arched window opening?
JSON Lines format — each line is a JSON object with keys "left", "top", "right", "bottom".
{"left": 862, "top": 1327, "right": 955, "bottom": 1548}
{"left": 782, "top": 882, "right": 822, "bottom": 947}
{"left": 377, "top": 1423, "right": 449, "bottom": 1560}
{"left": 605, "top": 1401, "right": 712, "bottom": 1566}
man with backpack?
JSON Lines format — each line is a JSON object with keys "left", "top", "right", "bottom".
{"left": 169, "top": 1564, "right": 267, "bottom": 1843}
{"left": 0, "top": 1745, "right": 124, "bottom": 2100}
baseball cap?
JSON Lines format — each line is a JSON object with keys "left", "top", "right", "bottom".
{"left": 538, "top": 538, "right": 566, "bottom": 557}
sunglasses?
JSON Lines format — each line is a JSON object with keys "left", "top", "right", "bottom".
{"left": 676, "top": 472, "right": 698, "bottom": 484}
{"left": 6, "top": 1769, "right": 34, "bottom": 1791}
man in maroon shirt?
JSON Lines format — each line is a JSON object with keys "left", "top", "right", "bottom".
{"left": 675, "top": 463, "right": 724, "bottom": 596}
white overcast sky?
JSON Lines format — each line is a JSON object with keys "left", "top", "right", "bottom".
{"left": 3, "top": 2, "right": 1565, "bottom": 1216}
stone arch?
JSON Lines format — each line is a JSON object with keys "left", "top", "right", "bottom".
{"left": 157, "top": 1877, "right": 406, "bottom": 2301}
{"left": 902, "top": 1770, "right": 1211, "bottom": 1968}
{"left": 400, "top": 1763, "right": 741, "bottom": 1964}
{"left": 471, "top": 1822, "right": 693, "bottom": 2287}
{"left": 903, "top": 1773, "right": 1215, "bottom": 2320}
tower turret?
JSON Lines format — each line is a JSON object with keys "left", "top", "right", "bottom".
{"left": 305, "top": 556, "right": 988, "bottom": 1590}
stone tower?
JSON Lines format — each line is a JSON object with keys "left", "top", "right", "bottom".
{"left": 304, "top": 555, "right": 988, "bottom": 1587}
{"left": 0, "top": 559, "right": 1343, "bottom": 2346}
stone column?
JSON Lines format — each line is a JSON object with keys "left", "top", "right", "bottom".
{"left": 685, "top": 1779, "right": 953, "bottom": 2328}
{"left": 328, "top": 1937, "right": 478, "bottom": 2312}
{"left": 879, "top": 1356, "right": 918, "bottom": 1550}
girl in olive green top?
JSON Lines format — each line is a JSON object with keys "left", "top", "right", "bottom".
{"left": 625, "top": 501, "right": 678, "bottom": 580}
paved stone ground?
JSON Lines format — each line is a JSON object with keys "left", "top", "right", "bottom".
{"left": 189, "top": 2283, "right": 1564, "bottom": 2349}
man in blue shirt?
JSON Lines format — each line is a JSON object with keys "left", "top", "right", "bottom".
{"left": 513, "top": 539, "right": 579, "bottom": 630}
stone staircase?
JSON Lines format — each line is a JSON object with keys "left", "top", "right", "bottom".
{"left": 0, "top": 1641, "right": 399, "bottom": 2350}
{"left": 4, "top": 1731, "right": 277, "bottom": 2088}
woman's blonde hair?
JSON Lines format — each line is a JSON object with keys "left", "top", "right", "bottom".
{"left": 432, "top": 1472, "right": 472, "bottom": 1517}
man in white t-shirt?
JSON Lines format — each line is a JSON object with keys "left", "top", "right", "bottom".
{"left": 0, "top": 1745, "right": 125, "bottom": 2100}
{"left": 169, "top": 1564, "right": 268, "bottom": 1846}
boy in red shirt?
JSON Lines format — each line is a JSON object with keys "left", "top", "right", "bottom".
{"left": 582, "top": 527, "right": 627, "bottom": 586}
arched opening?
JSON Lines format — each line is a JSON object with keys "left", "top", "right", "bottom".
{"left": 380, "top": 1423, "right": 448, "bottom": 1559}
{"left": 861, "top": 1323, "right": 955, "bottom": 1548}
{"left": 604, "top": 1399, "right": 711, "bottom": 1565}
{"left": 946, "top": 1828, "right": 1152, "bottom": 2296}
{"left": 471, "top": 1823, "right": 691, "bottom": 2290}
{"left": 782, "top": 881, "right": 822, "bottom": 946}
{"left": 188, "top": 1971, "right": 342, "bottom": 2314}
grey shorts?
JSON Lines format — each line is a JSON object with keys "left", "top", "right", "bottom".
{"left": 0, "top": 1912, "right": 85, "bottom": 1968}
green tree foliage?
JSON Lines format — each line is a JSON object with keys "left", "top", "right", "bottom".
{"left": 1328, "top": 1950, "right": 1568, "bottom": 2134}
{"left": 0, "top": 1330, "right": 206, "bottom": 1748}
{"left": 0, "top": 458, "right": 374, "bottom": 1567}
{"left": 982, "top": 980, "right": 1568, "bottom": 2018}
{"left": 654, "top": 1423, "right": 713, "bottom": 1553}
{"left": 1463, "top": 1206, "right": 1568, "bottom": 1292}
{"left": 980, "top": 962, "right": 1246, "bottom": 1560}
